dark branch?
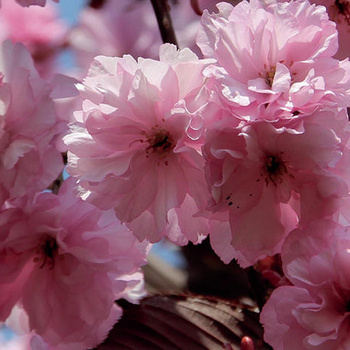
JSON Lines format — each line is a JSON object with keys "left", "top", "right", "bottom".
{"left": 150, "top": 0, "right": 179, "bottom": 47}
{"left": 190, "top": 0, "right": 203, "bottom": 16}
{"left": 246, "top": 267, "right": 269, "bottom": 311}
{"left": 89, "top": 0, "right": 106, "bottom": 9}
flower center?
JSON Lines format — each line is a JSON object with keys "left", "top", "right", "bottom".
{"left": 33, "top": 235, "right": 58, "bottom": 269}
{"left": 265, "top": 66, "right": 276, "bottom": 88}
{"left": 145, "top": 126, "right": 174, "bottom": 158}
{"left": 262, "top": 153, "right": 288, "bottom": 186}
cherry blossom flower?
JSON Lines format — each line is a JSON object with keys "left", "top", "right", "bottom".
{"left": 263, "top": 0, "right": 350, "bottom": 59}
{"left": 312, "top": 0, "right": 350, "bottom": 59}
{"left": 0, "top": 0, "right": 67, "bottom": 77}
{"left": 64, "top": 44, "right": 212, "bottom": 243}
{"left": 0, "top": 179, "right": 149, "bottom": 349}
{"left": 0, "top": 40, "right": 64, "bottom": 206}
{"left": 197, "top": 0, "right": 350, "bottom": 122}
{"left": 203, "top": 108, "right": 350, "bottom": 266}
{"left": 261, "top": 219, "right": 350, "bottom": 349}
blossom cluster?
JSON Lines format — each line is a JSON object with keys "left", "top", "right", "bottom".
{"left": 195, "top": 1, "right": 350, "bottom": 348}
{"left": 0, "top": 7, "right": 149, "bottom": 349}
{"left": 64, "top": 0, "right": 350, "bottom": 348}
{"left": 0, "top": 0, "right": 350, "bottom": 349}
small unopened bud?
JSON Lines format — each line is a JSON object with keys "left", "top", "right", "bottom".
{"left": 241, "top": 336, "right": 255, "bottom": 350}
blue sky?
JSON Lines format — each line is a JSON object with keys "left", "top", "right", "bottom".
{"left": 56, "top": 0, "right": 88, "bottom": 69}
{"left": 58, "top": 0, "right": 87, "bottom": 25}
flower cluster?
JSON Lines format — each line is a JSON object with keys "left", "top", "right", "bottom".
{"left": 0, "top": 0, "right": 350, "bottom": 348}
{"left": 0, "top": 39, "right": 149, "bottom": 349}
{"left": 198, "top": 0, "right": 350, "bottom": 265}
{"left": 63, "top": 0, "right": 350, "bottom": 348}
{"left": 66, "top": 0, "right": 350, "bottom": 257}
{"left": 195, "top": 2, "right": 350, "bottom": 347}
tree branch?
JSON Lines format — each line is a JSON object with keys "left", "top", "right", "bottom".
{"left": 150, "top": 0, "right": 179, "bottom": 47}
{"left": 89, "top": 0, "right": 106, "bottom": 9}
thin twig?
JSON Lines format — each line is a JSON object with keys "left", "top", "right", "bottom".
{"left": 89, "top": 0, "right": 106, "bottom": 9}
{"left": 150, "top": 0, "right": 179, "bottom": 47}
{"left": 190, "top": 0, "right": 203, "bottom": 16}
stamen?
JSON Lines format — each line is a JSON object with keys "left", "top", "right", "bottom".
{"left": 265, "top": 66, "right": 276, "bottom": 88}
{"left": 33, "top": 235, "right": 58, "bottom": 269}
{"left": 145, "top": 126, "right": 174, "bottom": 158}
{"left": 262, "top": 153, "right": 288, "bottom": 186}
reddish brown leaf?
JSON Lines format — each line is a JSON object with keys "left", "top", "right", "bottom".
{"left": 96, "top": 294, "right": 271, "bottom": 350}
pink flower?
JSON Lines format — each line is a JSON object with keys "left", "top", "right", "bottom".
{"left": 204, "top": 108, "right": 350, "bottom": 266}
{"left": 197, "top": 0, "right": 350, "bottom": 122}
{"left": 0, "top": 0, "right": 67, "bottom": 77}
{"left": 0, "top": 178, "right": 149, "bottom": 349}
{"left": 0, "top": 41, "right": 64, "bottom": 206}
{"left": 263, "top": 0, "right": 350, "bottom": 60}
{"left": 315, "top": 0, "right": 350, "bottom": 59}
{"left": 261, "top": 219, "right": 350, "bottom": 349}
{"left": 311, "top": 0, "right": 350, "bottom": 60}
{"left": 65, "top": 44, "right": 212, "bottom": 243}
